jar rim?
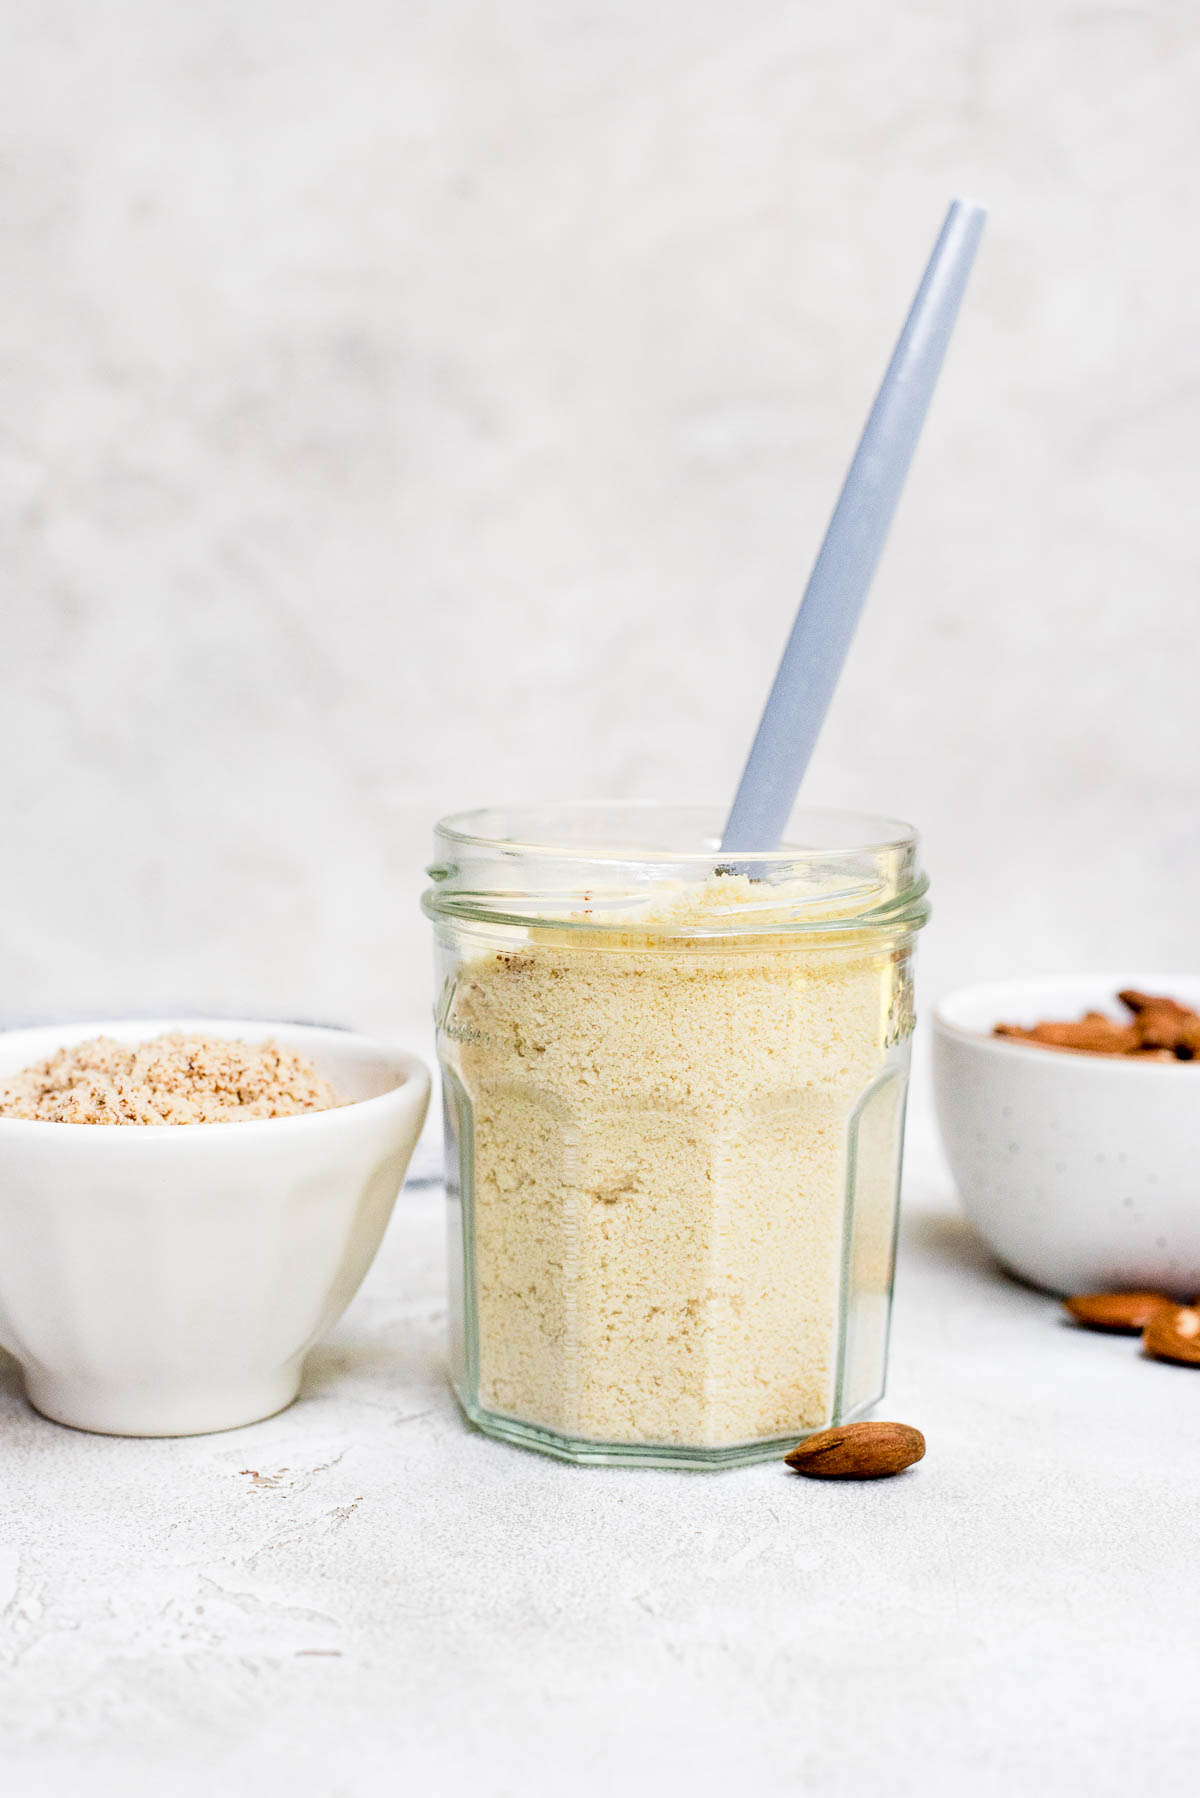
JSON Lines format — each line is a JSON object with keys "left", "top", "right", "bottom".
{"left": 424, "top": 802, "right": 929, "bottom": 939}
{"left": 432, "top": 800, "right": 918, "bottom": 863}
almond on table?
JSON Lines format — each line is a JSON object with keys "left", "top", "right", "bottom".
{"left": 1143, "top": 1306, "right": 1200, "bottom": 1366}
{"left": 1063, "top": 1292, "right": 1174, "bottom": 1334}
{"left": 784, "top": 1421, "right": 925, "bottom": 1480}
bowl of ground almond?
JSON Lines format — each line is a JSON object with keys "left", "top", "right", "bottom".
{"left": 0, "top": 1020, "right": 429, "bottom": 1435}
{"left": 933, "top": 974, "right": 1200, "bottom": 1296}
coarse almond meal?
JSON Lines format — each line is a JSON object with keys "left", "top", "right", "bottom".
{"left": 446, "top": 873, "right": 911, "bottom": 1450}
{"left": 0, "top": 1033, "right": 345, "bottom": 1125}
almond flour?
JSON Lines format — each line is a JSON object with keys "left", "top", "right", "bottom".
{"left": 0, "top": 1033, "right": 344, "bottom": 1125}
{"left": 445, "top": 875, "right": 911, "bottom": 1451}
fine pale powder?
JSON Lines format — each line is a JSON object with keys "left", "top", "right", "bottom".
{"left": 0, "top": 1034, "right": 344, "bottom": 1125}
{"left": 446, "top": 876, "right": 908, "bottom": 1451}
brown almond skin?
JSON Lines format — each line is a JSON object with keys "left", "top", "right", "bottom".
{"left": 1118, "top": 990, "right": 1200, "bottom": 1053}
{"left": 1064, "top": 1291, "right": 1174, "bottom": 1334}
{"left": 1143, "top": 1305, "right": 1200, "bottom": 1366}
{"left": 784, "top": 1422, "right": 924, "bottom": 1480}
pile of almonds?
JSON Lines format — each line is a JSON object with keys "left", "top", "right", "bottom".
{"left": 995, "top": 988, "right": 1200, "bottom": 1060}
{"left": 1064, "top": 1290, "right": 1200, "bottom": 1364}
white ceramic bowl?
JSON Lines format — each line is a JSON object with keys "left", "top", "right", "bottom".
{"left": 0, "top": 1019, "right": 430, "bottom": 1436}
{"left": 933, "top": 974, "right": 1200, "bottom": 1297}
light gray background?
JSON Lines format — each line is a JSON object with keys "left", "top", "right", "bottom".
{"left": 4, "top": 12, "right": 1200, "bottom": 1795}
{"left": 3, "top": 0, "right": 1197, "bottom": 1038}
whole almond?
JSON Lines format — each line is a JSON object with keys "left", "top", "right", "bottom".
{"left": 1064, "top": 1291, "right": 1174, "bottom": 1334}
{"left": 1143, "top": 1305, "right": 1200, "bottom": 1366}
{"left": 784, "top": 1421, "right": 924, "bottom": 1480}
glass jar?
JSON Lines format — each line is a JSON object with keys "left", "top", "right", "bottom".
{"left": 423, "top": 803, "right": 929, "bottom": 1469}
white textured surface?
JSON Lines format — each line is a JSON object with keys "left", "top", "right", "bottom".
{"left": 3, "top": 1087, "right": 1198, "bottom": 1797}
{"left": 2, "top": 2, "right": 1199, "bottom": 1037}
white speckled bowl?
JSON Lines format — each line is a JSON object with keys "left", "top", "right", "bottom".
{"left": 933, "top": 975, "right": 1200, "bottom": 1297}
{"left": 0, "top": 1019, "right": 430, "bottom": 1436}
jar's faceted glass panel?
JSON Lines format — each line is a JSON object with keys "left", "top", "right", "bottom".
{"left": 836, "top": 1071, "right": 908, "bottom": 1419}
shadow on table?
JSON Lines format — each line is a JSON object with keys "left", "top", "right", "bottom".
{"left": 299, "top": 1331, "right": 451, "bottom": 1414}
{"left": 0, "top": 1336, "right": 454, "bottom": 1435}
{"left": 0, "top": 1344, "right": 23, "bottom": 1403}
{"left": 902, "top": 1206, "right": 1031, "bottom": 1295}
